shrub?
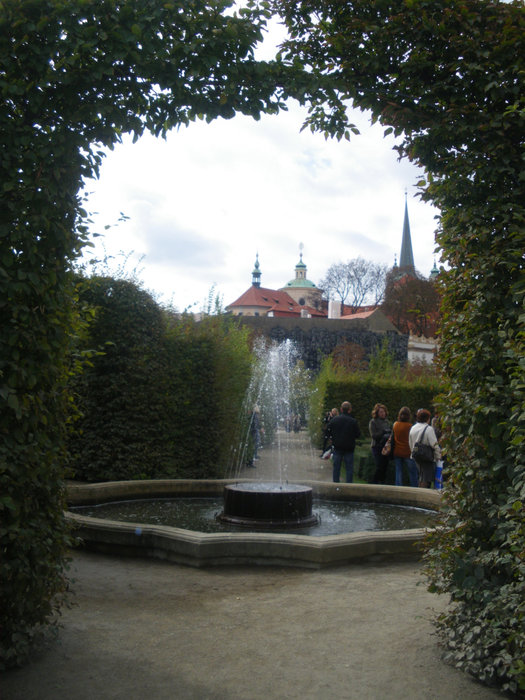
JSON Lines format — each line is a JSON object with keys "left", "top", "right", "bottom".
{"left": 68, "top": 277, "right": 253, "bottom": 481}
{"left": 0, "top": 0, "right": 286, "bottom": 667}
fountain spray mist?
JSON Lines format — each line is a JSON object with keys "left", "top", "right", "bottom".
{"left": 226, "top": 338, "right": 312, "bottom": 480}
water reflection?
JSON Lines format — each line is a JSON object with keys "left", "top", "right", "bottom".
{"left": 71, "top": 497, "right": 437, "bottom": 536}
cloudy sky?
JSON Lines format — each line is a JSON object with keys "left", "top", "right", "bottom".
{"left": 81, "top": 24, "right": 441, "bottom": 312}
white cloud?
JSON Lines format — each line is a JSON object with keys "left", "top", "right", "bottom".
{"left": 82, "top": 100, "right": 440, "bottom": 311}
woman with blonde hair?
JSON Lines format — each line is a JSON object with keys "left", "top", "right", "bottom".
{"left": 392, "top": 406, "right": 419, "bottom": 487}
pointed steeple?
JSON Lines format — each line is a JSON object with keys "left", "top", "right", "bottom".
{"left": 399, "top": 192, "right": 415, "bottom": 272}
{"left": 283, "top": 243, "right": 316, "bottom": 289}
{"left": 430, "top": 258, "right": 439, "bottom": 280}
{"left": 251, "top": 253, "right": 261, "bottom": 288}
{"left": 295, "top": 242, "right": 307, "bottom": 281}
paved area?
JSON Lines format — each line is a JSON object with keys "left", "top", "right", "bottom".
{"left": 2, "top": 431, "right": 504, "bottom": 700}
{"left": 241, "top": 428, "right": 334, "bottom": 482}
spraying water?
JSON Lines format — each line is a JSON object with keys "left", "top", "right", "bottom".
{"left": 226, "top": 338, "right": 312, "bottom": 480}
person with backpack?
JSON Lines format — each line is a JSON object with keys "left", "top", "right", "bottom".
{"left": 409, "top": 408, "right": 441, "bottom": 488}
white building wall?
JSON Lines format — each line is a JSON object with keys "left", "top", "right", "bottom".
{"left": 328, "top": 300, "right": 340, "bottom": 319}
{"left": 407, "top": 336, "right": 438, "bottom": 364}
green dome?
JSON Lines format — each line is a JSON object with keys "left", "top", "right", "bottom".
{"left": 283, "top": 251, "right": 318, "bottom": 289}
{"left": 285, "top": 278, "right": 317, "bottom": 288}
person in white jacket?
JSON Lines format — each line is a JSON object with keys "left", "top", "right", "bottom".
{"left": 409, "top": 408, "right": 441, "bottom": 488}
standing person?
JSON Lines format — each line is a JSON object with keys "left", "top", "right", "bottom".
{"left": 321, "top": 407, "right": 338, "bottom": 456}
{"left": 327, "top": 401, "right": 361, "bottom": 483}
{"left": 369, "top": 403, "right": 391, "bottom": 484}
{"left": 409, "top": 408, "right": 441, "bottom": 488}
{"left": 392, "top": 406, "right": 419, "bottom": 487}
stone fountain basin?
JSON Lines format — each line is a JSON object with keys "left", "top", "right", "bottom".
{"left": 66, "top": 479, "right": 441, "bottom": 569}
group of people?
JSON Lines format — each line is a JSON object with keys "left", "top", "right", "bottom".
{"left": 323, "top": 401, "right": 442, "bottom": 487}
{"left": 369, "top": 403, "right": 441, "bottom": 488}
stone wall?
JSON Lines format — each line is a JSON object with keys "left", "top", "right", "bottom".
{"left": 237, "top": 317, "right": 408, "bottom": 371}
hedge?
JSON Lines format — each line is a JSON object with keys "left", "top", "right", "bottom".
{"left": 68, "top": 277, "right": 252, "bottom": 481}
{"left": 309, "top": 360, "right": 442, "bottom": 448}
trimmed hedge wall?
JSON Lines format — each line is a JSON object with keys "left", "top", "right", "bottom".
{"left": 321, "top": 378, "right": 440, "bottom": 440}
{"left": 68, "top": 277, "right": 252, "bottom": 481}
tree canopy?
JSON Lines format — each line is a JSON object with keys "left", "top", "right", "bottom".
{"left": 275, "top": 0, "right": 525, "bottom": 691}
{"left": 382, "top": 271, "right": 440, "bottom": 337}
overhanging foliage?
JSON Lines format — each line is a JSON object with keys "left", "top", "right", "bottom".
{"left": 275, "top": 0, "right": 525, "bottom": 691}
{"left": 0, "top": 0, "right": 288, "bottom": 668}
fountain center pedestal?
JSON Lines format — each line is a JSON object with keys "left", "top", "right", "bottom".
{"left": 219, "top": 482, "right": 319, "bottom": 529}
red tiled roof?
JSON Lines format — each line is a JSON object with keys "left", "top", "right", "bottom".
{"left": 227, "top": 285, "right": 328, "bottom": 318}
{"left": 340, "top": 309, "right": 377, "bottom": 320}
{"left": 226, "top": 285, "right": 297, "bottom": 310}
{"left": 227, "top": 286, "right": 377, "bottom": 319}
{"left": 227, "top": 286, "right": 328, "bottom": 316}
{"left": 304, "top": 307, "right": 327, "bottom": 318}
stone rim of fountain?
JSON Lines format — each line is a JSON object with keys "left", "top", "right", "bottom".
{"left": 66, "top": 479, "right": 441, "bottom": 569}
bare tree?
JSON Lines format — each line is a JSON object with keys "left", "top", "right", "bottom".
{"left": 320, "top": 257, "right": 387, "bottom": 313}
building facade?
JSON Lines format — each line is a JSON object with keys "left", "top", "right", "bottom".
{"left": 225, "top": 197, "right": 440, "bottom": 364}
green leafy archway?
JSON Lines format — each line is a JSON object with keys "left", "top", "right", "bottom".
{"left": 275, "top": 0, "right": 524, "bottom": 691}
{"left": 0, "top": 0, "right": 290, "bottom": 667}
{"left": 2, "top": 0, "right": 524, "bottom": 690}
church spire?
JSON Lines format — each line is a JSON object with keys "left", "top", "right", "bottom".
{"left": 251, "top": 253, "right": 261, "bottom": 288}
{"left": 399, "top": 192, "right": 415, "bottom": 272}
{"left": 295, "top": 242, "right": 307, "bottom": 281}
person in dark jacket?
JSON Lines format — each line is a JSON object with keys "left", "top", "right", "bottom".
{"left": 327, "top": 401, "right": 361, "bottom": 483}
{"left": 368, "top": 403, "right": 391, "bottom": 484}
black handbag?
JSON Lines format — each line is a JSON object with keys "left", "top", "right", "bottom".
{"left": 412, "top": 425, "right": 434, "bottom": 464}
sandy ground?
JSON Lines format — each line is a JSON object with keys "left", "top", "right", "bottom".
{"left": 2, "top": 431, "right": 504, "bottom": 700}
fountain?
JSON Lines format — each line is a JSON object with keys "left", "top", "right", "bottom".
{"left": 219, "top": 339, "right": 320, "bottom": 528}
{"left": 66, "top": 339, "right": 441, "bottom": 568}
